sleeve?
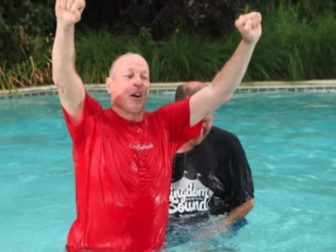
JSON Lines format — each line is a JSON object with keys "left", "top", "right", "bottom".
{"left": 62, "top": 92, "right": 102, "bottom": 145}
{"left": 226, "top": 133, "right": 254, "bottom": 207}
{"left": 158, "top": 98, "right": 202, "bottom": 147}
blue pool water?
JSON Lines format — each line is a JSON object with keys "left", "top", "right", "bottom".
{"left": 0, "top": 91, "right": 335, "bottom": 252}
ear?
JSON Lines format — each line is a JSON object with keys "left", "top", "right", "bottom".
{"left": 106, "top": 76, "right": 112, "bottom": 94}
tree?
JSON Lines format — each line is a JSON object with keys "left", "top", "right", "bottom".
{"left": 79, "top": 0, "right": 251, "bottom": 39}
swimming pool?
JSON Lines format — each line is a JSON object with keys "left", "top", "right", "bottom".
{"left": 0, "top": 90, "right": 335, "bottom": 252}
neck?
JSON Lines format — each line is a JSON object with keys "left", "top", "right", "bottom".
{"left": 111, "top": 105, "right": 144, "bottom": 122}
{"left": 176, "top": 142, "right": 196, "bottom": 153}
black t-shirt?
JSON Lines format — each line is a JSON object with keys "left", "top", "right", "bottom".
{"left": 169, "top": 126, "right": 254, "bottom": 218}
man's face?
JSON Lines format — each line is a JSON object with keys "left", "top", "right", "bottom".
{"left": 106, "top": 54, "right": 150, "bottom": 120}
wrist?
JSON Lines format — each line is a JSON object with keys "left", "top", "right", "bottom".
{"left": 56, "top": 20, "right": 76, "bottom": 31}
{"left": 241, "top": 38, "right": 258, "bottom": 48}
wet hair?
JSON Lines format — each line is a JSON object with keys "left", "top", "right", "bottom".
{"left": 174, "top": 82, "right": 205, "bottom": 101}
{"left": 174, "top": 85, "right": 187, "bottom": 101}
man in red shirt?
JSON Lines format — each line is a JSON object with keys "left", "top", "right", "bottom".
{"left": 52, "top": 0, "right": 262, "bottom": 251}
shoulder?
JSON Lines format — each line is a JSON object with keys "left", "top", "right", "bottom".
{"left": 150, "top": 99, "right": 190, "bottom": 124}
{"left": 156, "top": 99, "right": 189, "bottom": 113}
{"left": 209, "top": 126, "right": 240, "bottom": 143}
{"left": 206, "top": 126, "right": 247, "bottom": 153}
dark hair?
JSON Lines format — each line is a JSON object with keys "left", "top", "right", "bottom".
{"left": 174, "top": 82, "right": 204, "bottom": 101}
{"left": 175, "top": 85, "right": 187, "bottom": 101}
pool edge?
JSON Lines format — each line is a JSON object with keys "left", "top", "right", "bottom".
{"left": 1, "top": 80, "right": 336, "bottom": 98}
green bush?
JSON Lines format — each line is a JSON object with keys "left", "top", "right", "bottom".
{"left": 75, "top": 30, "right": 146, "bottom": 83}
{"left": 1, "top": 0, "right": 335, "bottom": 90}
{"left": 0, "top": 0, "right": 53, "bottom": 66}
{"left": 246, "top": 2, "right": 336, "bottom": 81}
{"left": 0, "top": 0, "right": 53, "bottom": 90}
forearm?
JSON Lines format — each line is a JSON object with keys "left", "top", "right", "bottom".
{"left": 211, "top": 40, "right": 256, "bottom": 103}
{"left": 189, "top": 12, "right": 261, "bottom": 126}
{"left": 225, "top": 198, "right": 255, "bottom": 226}
{"left": 196, "top": 199, "right": 255, "bottom": 238}
{"left": 52, "top": 22, "right": 85, "bottom": 117}
{"left": 189, "top": 41, "right": 256, "bottom": 125}
{"left": 52, "top": 23, "right": 75, "bottom": 81}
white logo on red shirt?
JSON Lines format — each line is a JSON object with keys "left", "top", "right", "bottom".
{"left": 128, "top": 143, "right": 154, "bottom": 151}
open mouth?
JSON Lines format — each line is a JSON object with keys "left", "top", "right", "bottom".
{"left": 131, "top": 92, "right": 142, "bottom": 99}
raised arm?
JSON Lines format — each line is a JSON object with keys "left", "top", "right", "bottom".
{"left": 52, "top": 0, "right": 86, "bottom": 123}
{"left": 190, "top": 12, "right": 262, "bottom": 126}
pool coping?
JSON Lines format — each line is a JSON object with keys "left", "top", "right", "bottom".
{"left": 1, "top": 80, "right": 335, "bottom": 98}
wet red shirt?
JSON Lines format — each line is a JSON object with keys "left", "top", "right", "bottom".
{"left": 63, "top": 93, "right": 201, "bottom": 252}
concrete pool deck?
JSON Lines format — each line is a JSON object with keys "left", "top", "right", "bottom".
{"left": 0, "top": 80, "right": 335, "bottom": 98}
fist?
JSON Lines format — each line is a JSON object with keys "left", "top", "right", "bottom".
{"left": 55, "top": 0, "right": 86, "bottom": 25}
{"left": 235, "top": 12, "right": 262, "bottom": 45}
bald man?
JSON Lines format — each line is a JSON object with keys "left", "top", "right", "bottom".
{"left": 52, "top": 0, "right": 262, "bottom": 251}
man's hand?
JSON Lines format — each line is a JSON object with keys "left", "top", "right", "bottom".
{"left": 235, "top": 12, "right": 262, "bottom": 45}
{"left": 55, "top": 0, "right": 86, "bottom": 26}
{"left": 194, "top": 216, "right": 230, "bottom": 239}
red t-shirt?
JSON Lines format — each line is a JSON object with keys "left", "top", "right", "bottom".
{"left": 63, "top": 93, "right": 201, "bottom": 252}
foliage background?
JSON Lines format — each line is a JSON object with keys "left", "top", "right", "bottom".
{"left": 0, "top": 0, "right": 335, "bottom": 89}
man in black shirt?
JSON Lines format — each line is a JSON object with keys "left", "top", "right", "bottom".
{"left": 168, "top": 81, "right": 254, "bottom": 240}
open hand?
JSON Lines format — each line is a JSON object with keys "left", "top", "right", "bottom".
{"left": 55, "top": 0, "right": 86, "bottom": 26}
{"left": 235, "top": 12, "right": 262, "bottom": 45}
